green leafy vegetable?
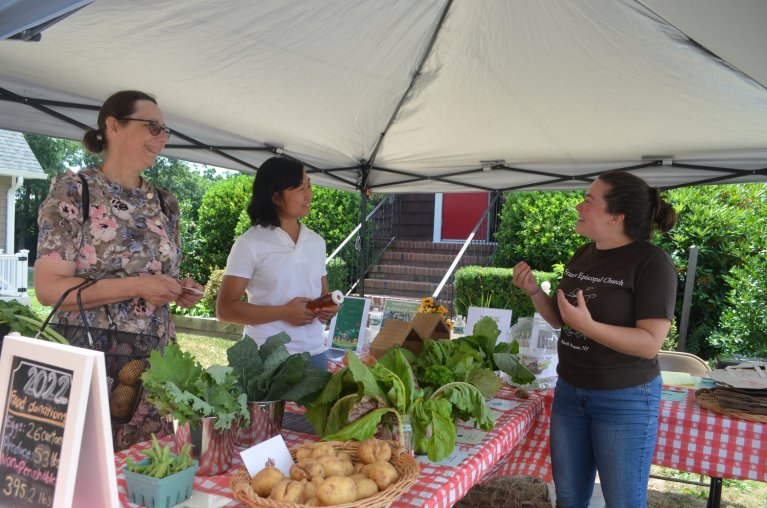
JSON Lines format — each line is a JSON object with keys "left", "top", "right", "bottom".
{"left": 141, "top": 344, "right": 249, "bottom": 431}
{"left": 308, "top": 348, "right": 495, "bottom": 462}
{"left": 226, "top": 333, "right": 331, "bottom": 406}
{"left": 0, "top": 299, "right": 68, "bottom": 344}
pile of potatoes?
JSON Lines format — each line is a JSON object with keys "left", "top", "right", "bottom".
{"left": 248, "top": 438, "right": 400, "bottom": 506}
{"left": 109, "top": 359, "right": 146, "bottom": 419}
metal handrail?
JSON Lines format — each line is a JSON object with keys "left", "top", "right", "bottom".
{"left": 325, "top": 195, "right": 398, "bottom": 295}
{"left": 326, "top": 197, "right": 389, "bottom": 263}
{"left": 432, "top": 193, "right": 502, "bottom": 299}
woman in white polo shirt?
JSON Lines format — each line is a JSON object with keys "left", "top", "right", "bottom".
{"left": 216, "top": 156, "right": 338, "bottom": 368}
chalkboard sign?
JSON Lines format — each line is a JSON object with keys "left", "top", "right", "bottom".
{"left": 0, "top": 335, "right": 118, "bottom": 508}
{"left": 0, "top": 357, "right": 72, "bottom": 507}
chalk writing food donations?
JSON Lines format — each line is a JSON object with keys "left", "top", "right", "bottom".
{"left": 0, "top": 357, "right": 72, "bottom": 508}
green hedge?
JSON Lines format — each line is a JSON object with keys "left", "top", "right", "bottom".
{"left": 453, "top": 266, "right": 559, "bottom": 322}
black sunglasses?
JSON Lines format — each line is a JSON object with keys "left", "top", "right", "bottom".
{"left": 116, "top": 117, "right": 171, "bottom": 138}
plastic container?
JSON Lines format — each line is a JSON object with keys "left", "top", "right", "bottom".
{"left": 452, "top": 315, "right": 465, "bottom": 336}
{"left": 506, "top": 316, "right": 559, "bottom": 389}
{"left": 123, "top": 458, "right": 199, "bottom": 508}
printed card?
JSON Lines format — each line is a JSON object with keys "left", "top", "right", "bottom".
{"left": 240, "top": 434, "right": 294, "bottom": 477}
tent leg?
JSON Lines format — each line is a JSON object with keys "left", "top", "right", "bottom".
{"left": 357, "top": 191, "right": 368, "bottom": 297}
{"left": 677, "top": 245, "right": 698, "bottom": 352}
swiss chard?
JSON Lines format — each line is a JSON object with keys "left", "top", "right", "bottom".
{"left": 309, "top": 348, "right": 495, "bottom": 462}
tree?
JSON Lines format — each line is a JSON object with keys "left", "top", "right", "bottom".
{"left": 143, "top": 158, "right": 218, "bottom": 214}
{"left": 16, "top": 135, "right": 87, "bottom": 257}
{"left": 187, "top": 174, "right": 253, "bottom": 282}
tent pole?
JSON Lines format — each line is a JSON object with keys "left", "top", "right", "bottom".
{"left": 677, "top": 245, "right": 698, "bottom": 352}
{"left": 357, "top": 190, "right": 368, "bottom": 297}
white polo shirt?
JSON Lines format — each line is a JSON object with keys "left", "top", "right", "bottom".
{"left": 223, "top": 224, "right": 328, "bottom": 355}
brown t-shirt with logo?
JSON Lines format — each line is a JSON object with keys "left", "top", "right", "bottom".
{"left": 553, "top": 241, "right": 677, "bottom": 389}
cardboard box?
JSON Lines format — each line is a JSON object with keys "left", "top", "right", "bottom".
{"left": 369, "top": 315, "right": 452, "bottom": 358}
{"left": 412, "top": 313, "right": 451, "bottom": 340}
{"left": 369, "top": 320, "right": 421, "bottom": 358}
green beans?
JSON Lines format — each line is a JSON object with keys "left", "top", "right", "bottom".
{"left": 126, "top": 434, "right": 195, "bottom": 478}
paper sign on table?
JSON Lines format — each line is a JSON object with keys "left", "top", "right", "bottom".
{"left": 661, "top": 389, "right": 687, "bottom": 402}
{"left": 417, "top": 447, "right": 470, "bottom": 468}
{"left": 455, "top": 428, "right": 486, "bottom": 445}
{"left": 488, "top": 398, "right": 521, "bottom": 411}
{"left": 240, "top": 435, "right": 294, "bottom": 477}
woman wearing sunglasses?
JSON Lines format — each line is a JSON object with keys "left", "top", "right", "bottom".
{"left": 35, "top": 90, "right": 204, "bottom": 451}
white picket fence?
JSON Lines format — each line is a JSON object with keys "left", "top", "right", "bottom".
{"left": 0, "top": 249, "right": 30, "bottom": 299}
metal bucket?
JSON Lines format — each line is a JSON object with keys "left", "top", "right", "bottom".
{"left": 234, "top": 400, "right": 286, "bottom": 448}
{"left": 171, "top": 416, "right": 234, "bottom": 476}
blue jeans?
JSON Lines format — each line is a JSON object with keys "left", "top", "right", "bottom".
{"left": 550, "top": 375, "right": 662, "bottom": 508}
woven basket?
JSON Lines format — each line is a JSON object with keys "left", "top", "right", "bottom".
{"left": 230, "top": 440, "right": 419, "bottom": 508}
{"left": 694, "top": 388, "right": 767, "bottom": 423}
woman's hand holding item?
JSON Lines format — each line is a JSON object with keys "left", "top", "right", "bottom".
{"left": 175, "top": 278, "right": 205, "bottom": 308}
{"left": 314, "top": 304, "right": 339, "bottom": 324}
{"left": 284, "top": 297, "right": 316, "bottom": 326}
{"left": 141, "top": 273, "right": 184, "bottom": 306}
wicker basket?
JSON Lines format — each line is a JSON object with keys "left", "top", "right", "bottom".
{"left": 694, "top": 388, "right": 767, "bottom": 423}
{"left": 230, "top": 440, "right": 419, "bottom": 508}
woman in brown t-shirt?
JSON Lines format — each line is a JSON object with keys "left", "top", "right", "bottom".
{"left": 513, "top": 171, "right": 677, "bottom": 508}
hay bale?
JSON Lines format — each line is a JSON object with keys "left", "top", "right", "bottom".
{"left": 455, "top": 475, "right": 551, "bottom": 508}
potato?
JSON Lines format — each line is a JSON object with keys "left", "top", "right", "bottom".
{"left": 269, "top": 479, "right": 306, "bottom": 503}
{"left": 296, "top": 443, "right": 317, "bottom": 462}
{"left": 316, "top": 476, "right": 357, "bottom": 506}
{"left": 117, "top": 359, "right": 146, "bottom": 386}
{"left": 304, "top": 498, "right": 321, "bottom": 507}
{"left": 358, "top": 463, "right": 373, "bottom": 477}
{"left": 367, "top": 460, "right": 399, "bottom": 490}
{"left": 302, "top": 459, "right": 325, "bottom": 480}
{"left": 355, "top": 477, "right": 379, "bottom": 500}
{"left": 109, "top": 384, "right": 136, "bottom": 419}
{"left": 317, "top": 456, "right": 348, "bottom": 477}
{"left": 303, "top": 480, "right": 318, "bottom": 499}
{"left": 340, "top": 460, "right": 354, "bottom": 476}
{"left": 336, "top": 450, "right": 353, "bottom": 463}
{"left": 357, "top": 438, "right": 391, "bottom": 464}
{"left": 290, "top": 463, "right": 308, "bottom": 481}
{"left": 250, "top": 466, "right": 285, "bottom": 497}
{"left": 311, "top": 443, "right": 336, "bottom": 458}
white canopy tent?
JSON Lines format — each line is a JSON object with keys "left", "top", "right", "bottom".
{"left": 0, "top": 0, "right": 766, "bottom": 193}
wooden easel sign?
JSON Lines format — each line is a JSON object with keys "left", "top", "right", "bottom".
{"left": 0, "top": 334, "right": 118, "bottom": 508}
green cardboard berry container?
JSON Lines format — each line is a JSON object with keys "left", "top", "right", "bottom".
{"left": 123, "top": 458, "right": 199, "bottom": 508}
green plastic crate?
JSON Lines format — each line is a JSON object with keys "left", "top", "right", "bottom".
{"left": 123, "top": 458, "right": 199, "bottom": 508}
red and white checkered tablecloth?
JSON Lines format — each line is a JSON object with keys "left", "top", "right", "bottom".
{"left": 654, "top": 388, "right": 766, "bottom": 482}
{"left": 487, "top": 386, "right": 767, "bottom": 485}
{"left": 115, "top": 386, "right": 547, "bottom": 507}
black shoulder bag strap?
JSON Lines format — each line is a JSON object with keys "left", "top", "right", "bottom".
{"left": 77, "top": 172, "right": 90, "bottom": 223}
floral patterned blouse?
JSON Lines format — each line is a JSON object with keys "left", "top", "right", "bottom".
{"left": 36, "top": 167, "right": 182, "bottom": 346}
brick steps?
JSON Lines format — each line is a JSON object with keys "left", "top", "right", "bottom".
{"left": 362, "top": 239, "right": 493, "bottom": 301}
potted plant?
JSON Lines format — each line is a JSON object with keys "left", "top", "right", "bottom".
{"left": 141, "top": 344, "right": 249, "bottom": 475}
{"left": 226, "top": 333, "right": 332, "bottom": 447}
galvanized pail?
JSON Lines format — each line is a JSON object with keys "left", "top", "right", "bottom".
{"left": 234, "top": 400, "right": 286, "bottom": 448}
{"left": 171, "top": 416, "right": 234, "bottom": 476}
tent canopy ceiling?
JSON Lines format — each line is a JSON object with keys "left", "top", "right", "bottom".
{"left": 1, "top": 0, "right": 766, "bottom": 193}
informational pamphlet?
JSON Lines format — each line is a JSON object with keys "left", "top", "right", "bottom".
{"left": 327, "top": 296, "right": 371, "bottom": 352}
